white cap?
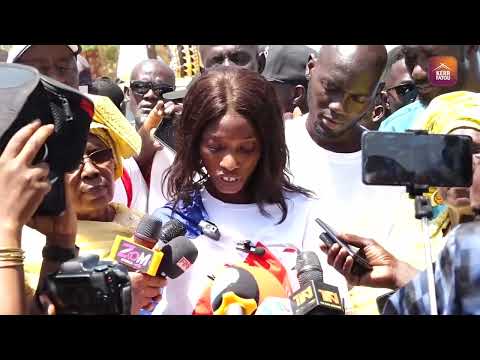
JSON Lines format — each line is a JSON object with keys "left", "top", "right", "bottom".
{"left": 7, "top": 45, "right": 81, "bottom": 63}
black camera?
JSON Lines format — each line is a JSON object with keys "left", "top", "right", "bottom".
{"left": 44, "top": 254, "right": 132, "bottom": 315}
{"left": 0, "top": 63, "right": 93, "bottom": 216}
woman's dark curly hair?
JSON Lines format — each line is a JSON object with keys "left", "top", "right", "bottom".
{"left": 162, "top": 66, "right": 311, "bottom": 223}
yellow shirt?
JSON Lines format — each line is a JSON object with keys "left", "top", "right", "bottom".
{"left": 22, "top": 203, "right": 143, "bottom": 303}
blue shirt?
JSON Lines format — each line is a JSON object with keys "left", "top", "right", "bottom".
{"left": 379, "top": 100, "right": 426, "bottom": 133}
{"left": 383, "top": 221, "right": 480, "bottom": 315}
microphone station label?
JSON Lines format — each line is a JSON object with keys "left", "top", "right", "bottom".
{"left": 176, "top": 256, "right": 193, "bottom": 272}
{"left": 116, "top": 240, "right": 154, "bottom": 272}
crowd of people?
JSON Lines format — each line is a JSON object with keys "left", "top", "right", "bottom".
{"left": 1, "top": 44, "right": 480, "bottom": 315}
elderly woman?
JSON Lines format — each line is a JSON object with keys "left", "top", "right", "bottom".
{"left": 416, "top": 91, "right": 480, "bottom": 238}
{"left": 23, "top": 96, "right": 165, "bottom": 314}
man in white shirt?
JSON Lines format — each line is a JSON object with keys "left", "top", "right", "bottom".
{"left": 286, "top": 45, "right": 408, "bottom": 314}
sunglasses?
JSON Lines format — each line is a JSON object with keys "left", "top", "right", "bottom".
{"left": 129, "top": 81, "right": 175, "bottom": 97}
{"left": 386, "top": 83, "right": 418, "bottom": 98}
{"left": 78, "top": 148, "right": 114, "bottom": 168}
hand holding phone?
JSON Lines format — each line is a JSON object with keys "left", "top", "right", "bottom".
{"left": 152, "top": 99, "right": 182, "bottom": 152}
{"left": 315, "top": 218, "right": 372, "bottom": 277}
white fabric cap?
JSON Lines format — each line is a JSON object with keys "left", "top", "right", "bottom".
{"left": 7, "top": 45, "right": 81, "bottom": 63}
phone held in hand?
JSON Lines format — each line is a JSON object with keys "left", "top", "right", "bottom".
{"left": 153, "top": 113, "right": 176, "bottom": 152}
{"left": 315, "top": 218, "right": 372, "bottom": 276}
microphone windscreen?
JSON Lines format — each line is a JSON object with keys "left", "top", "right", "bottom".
{"left": 159, "top": 218, "right": 187, "bottom": 243}
{"left": 210, "top": 266, "right": 260, "bottom": 313}
{"left": 296, "top": 251, "right": 323, "bottom": 286}
{"left": 135, "top": 214, "right": 163, "bottom": 244}
{"left": 157, "top": 236, "right": 198, "bottom": 279}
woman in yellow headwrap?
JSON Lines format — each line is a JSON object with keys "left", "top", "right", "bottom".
{"left": 414, "top": 91, "right": 480, "bottom": 238}
{"left": 23, "top": 95, "right": 166, "bottom": 314}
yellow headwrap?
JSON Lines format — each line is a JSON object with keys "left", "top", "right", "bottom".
{"left": 87, "top": 94, "right": 142, "bottom": 179}
{"left": 413, "top": 91, "right": 480, "bottom": 237}
{"left": 415, "top": 91, "right": 480, "bottom": 135}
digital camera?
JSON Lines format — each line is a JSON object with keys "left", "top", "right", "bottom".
{"left": 44, "top": 254, "right": 132, "bottom": 315}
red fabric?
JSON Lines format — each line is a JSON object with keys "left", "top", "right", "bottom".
{"left": 192, "top": 286, "right": 214, "bottom": 315}
{"left": 120, "top": 169, "right": 133, "bottom": 208}
{"left": 244, "top": 242, "right": 293, "bottom": 296}
{"left": 80, "top": 98, "right": 94, "bottom": 118}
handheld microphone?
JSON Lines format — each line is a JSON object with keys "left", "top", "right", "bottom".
{"left": 159, "top": 218, "right": 187, "bottom": 244}
{"left": 290, "top": 251, "right": 344, "bottom": 315}
{"left": 133, "top": 215, "right": 163, "bottom": 249}
{"left": 210, "top": 263, "right": 288, "bottom": 315}
{"left": 109, "top": 215, "right": 198, "bottom": 279}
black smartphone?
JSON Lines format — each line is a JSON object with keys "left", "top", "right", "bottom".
{"left": 315, "top": 218, "right": 372, "bottom": 277}
{"left": 153, "top": 113, "right": 176, "bottom": 152}
{"left": 362, "top": 131, "right": 473, "bottom": 187}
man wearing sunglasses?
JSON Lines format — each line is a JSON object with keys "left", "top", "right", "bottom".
{"left": 380, "top": 45, "right": 480, "bottom": 133}
{"left": 382, "top": 46, "right": 417, "bottom": 115}
{"left": 124, "top": 59, "right": 177, "bottom": 177}
{"left": 126, "top": 59, "right": 176, "bottom": 131}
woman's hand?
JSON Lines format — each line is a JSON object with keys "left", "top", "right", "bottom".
{"left": 320, "top": 233, "right": 419, "bottom": 289}
{"left": 129, "top": 272, "right": 167, "bottom": 314}
{"left": 0, "top": 120, "right": 54, "bottom": 245}
{"left": 28, "top": 174, "right": 77, "bottom": 249}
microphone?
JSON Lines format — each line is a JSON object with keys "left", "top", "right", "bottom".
{"left": 133, "top": 214, "right": 163, "bottom": 248}
{"left": 109, "top": 215, "right": 198, "bottom": 279}
{"left": 210, "top": 263, "right": 288, "bottom": 315}
{"left": 159, "top": 218, "right": 187, "bottom": 244}
{"left": 290, "top": 251, "right": 345, "bottom": 315}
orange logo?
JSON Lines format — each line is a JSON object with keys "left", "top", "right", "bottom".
{"left": 428, "top": 56, "right": 458, "bottom": 87}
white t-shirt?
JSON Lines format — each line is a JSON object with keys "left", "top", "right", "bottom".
{"left": 148, "top": 147, "right": 176, "bottom": 214}
{"left": 152, "top": 188, "right": 351, "bottom": 315}
{"left": 286, "top": 115, "right": 406, "bottom": 314}
{"left": 286, "top": 115, "right": 404, "bottom": 245}
{"left": 113, "top": 157, "right": 149, "bottom": 213}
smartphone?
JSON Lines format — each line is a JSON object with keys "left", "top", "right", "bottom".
{"left": 153, "top": 113, "right": 176, "bottom": 152}
{"left": 362, "top": 131, "right": 473, "bottom": 187}
{"left": 315, "top": 218, "right": 372, "bottom": 276}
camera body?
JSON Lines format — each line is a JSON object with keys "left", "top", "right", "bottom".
{"left": 0, "top": 63, "right": 94, "bottom": 215}
{"left": 45, "top": 254, "right": 132, "bottom": 315}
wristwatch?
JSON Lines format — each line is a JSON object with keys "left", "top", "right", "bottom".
{"left": 42, "top": 245, "right": 80, "bottom": 262}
